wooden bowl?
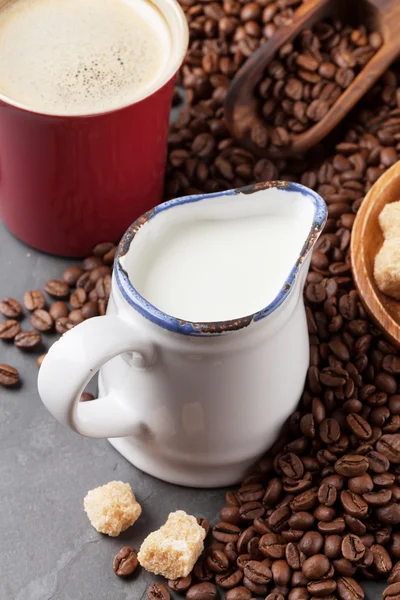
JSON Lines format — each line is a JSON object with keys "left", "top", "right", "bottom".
{"left": 351, "top": 160, "right": 400, "bottom": 347}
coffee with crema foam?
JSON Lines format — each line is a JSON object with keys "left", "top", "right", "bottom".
{"left": 0, "top": 0, "right": 171, "bottom": 115}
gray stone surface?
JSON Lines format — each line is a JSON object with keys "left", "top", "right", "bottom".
{"left": 0, "top": 220, "right": 384, "bottom": 600}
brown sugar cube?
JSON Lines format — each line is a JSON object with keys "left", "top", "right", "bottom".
{"left": 379, "top": 201, "right": 400, "bottom": 240}
{"left": 374, "top": 238, "right": 400, "bottom": 299}
{"left": 84, "top": 481, "right": 141, "bottom": 537}
{"left": 138, "top": 510, "right": 205, "bottom": 579}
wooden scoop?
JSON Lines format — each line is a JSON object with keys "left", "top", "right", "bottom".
{"left": 225, "top": 0, "right": 400, "bottom": 158}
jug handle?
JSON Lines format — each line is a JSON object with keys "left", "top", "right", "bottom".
{"left": 37, "top": 316, "right": 156, "bottom": 438}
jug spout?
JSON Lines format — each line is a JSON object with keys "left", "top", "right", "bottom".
{"left": 236, "top": 181, "right": 327, "bottom": 323}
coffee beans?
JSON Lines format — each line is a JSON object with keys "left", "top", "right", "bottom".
{"left": 0, "top": 249, "right": 115, "bottom": 388}
{"left": 49, "top": 302, "right": 69, "bottom": 320}
{"left": 186, "top": 582, "right": 217, "bottom": 600}
{"left": 290, "top": 488, "right": 318, "bottom": 512}
{"left": 376, "top": 373, "right": 397, "bottom": 395}
{"left": 37, "top": 354, "right": 47, "bottom": 369}
{"left": 80, "top": 392, "right": 95, "bottom": 402}
{"left": 363, "top": 489, "right": 392, "bottom": 505}
{"left": 260, "top": 534, "right": 286, "bottom": 559}
{"left": 269, "top": 507, "right": 291, "bottom": 532}
{"left": 89, "top": 265, "right": 111, "bottom": 283}
{"left": 340, "top": 490, "right": 368, "bottom": 518}
{"left": 82, "top": 301, "right": 99, "bottom": 320}
{"left": 69, "top": 309, "right": 84, "bottom": 324}
{"left": 215, "top": 568, "right": 243, "bottom": 589}
{"left": 23, "top": 290, "right": 45, "bottom": 311}
{"left": 221, "top": 506, "right": 241, "bottom": 526}
{"left": 93, "top": 242, "right": 115, "bottom": 257}
{"left": 0, "top": 297, "right": 22, "bottom": 318}
{"left": 0, "top": 363, "right": 19, "bottom": 387}
{"left": 62, "top": 266, "right": 84, "bottom": 287}
{"left": 307, "top": 579, "right": 337, "bottom": 596}
{"left": 302, "top": 555, "right": 331, "bottom": 579}
{"left": 243, "top": 560, "right": 272, "bottom": 584}
{"left": 55, "top": 318, "right": 75, "bottom": 334}
{"left": 272, "top": 559, "right": 291, "bottom": 586}
{"left": 83, "top": 255, "right": 103, "bottom": 271}
{"left": 44, "top": 279, "right": 70, "bottom": 298}
{"left": 14, "top": 330, "right": 41, "bottom": 350}
{"left": 197, "top": 517, "right": 210, "bottom": 536}
{"left": 346, "top": 414, "right": 372, "bottom": 440}
{"left": 69, "top": 288, "right": 87, "bottom": 309}
{"left": 335, "top": 455, "right": 369, "bottom": 477}
{"left": 30, "top": 309, "right": 53, "bottom": 332}
{"left": 193, "top": 558, "right": 213, "bottom": 582}
{"left": 279, "top": 453, "right": 304, "bottom": 479}
{"left": 0, "top": 320, "right": 21, "bottom": 340}
{"left": 318, "top": 483, "right": 337, "bottom": 506}
{"left": 103, "top": 246, "right": 117, "bottom": 265}
{"left": 319, "top": 418, "right": 341, "bottom": 443}
{"left": 207, "top": 549, "right": 229, "bottom": 573}
{"left": 367, "top": 451, "right": 390, "bottom": 473}
{"left": 225, "top": 587, "right": 252, "bottom": 600}
{"left": 213, "top": 523, "right": 241, "bottom": 543}
{"left": 348, "top": 473, "right": 373, "bottom": 495}
{"left": 384, "top": 582, "right": 400, "bottom": 600}
{"left": 168, "top": 575, "right": 192, "bottom": 593}
{"left": 377, "top": 435, "right": 400, "bottom": 463}
{"left": 253, "top": 19, "right": 381, "bottom": 151}
{"left": 299, "top": 531, "right": 324, "bottom": 556}
{"left": 341, "top": 534, "right": 365, "bottom": 562}
{"left": 77, "top": 271, "right": 95, "bottom": 292}
{"left": 113, "top": 546, "right": 138, "bottom": 577}
{"left": 147, "top": 582, "right": 170, "bottom": 600}
{"left": 337, "top": 577, "right": 364, "bottom": 600}
{"left": 371, "top": 544, "right": 392, "bottom": 575}
{"left": 388, "top": 561, "right": 400, "bottom": 584}
{"left": 375, "top": 503, "right": 400, "bottom": 525}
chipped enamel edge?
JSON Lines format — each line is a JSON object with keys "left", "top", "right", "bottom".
{"left": 115, "top": 181, "right": 327, "bottom": 336}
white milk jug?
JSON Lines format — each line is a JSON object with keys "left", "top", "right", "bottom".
{"left": 38, "top": 182, "right": 327, "bottom": 487}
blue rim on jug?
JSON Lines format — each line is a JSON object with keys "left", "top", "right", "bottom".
{"left": 116, "top": 181, "right": 327, "bottom": 336}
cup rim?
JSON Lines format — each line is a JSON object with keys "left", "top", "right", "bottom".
{"left": 0, "top": 0, "right": 189, "bottom": 118}
{"left": 115, "top": 182, "right": 328, "bottom": 337}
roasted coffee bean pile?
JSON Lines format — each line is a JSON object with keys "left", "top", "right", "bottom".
{"left": 164, "top": 98, "right": 400, "bottom": 600}
{"left": 253, "top": 20, "right": 382, "bottom": 150}
{"left": 0, "top": 242, "right": 116, "bottom": 387}
{"left": 185, "top": 368, "right": 400, "bottom": 599}
{"left": 167, "top": 0, "right": 312, "bottom": 199}
{"left": 163, "top": 1, "right": 400, "bottom": 599}
{"left": 178, "top": 0, "right": 305, "bottom": 108}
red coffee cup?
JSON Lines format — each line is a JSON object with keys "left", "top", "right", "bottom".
{"left": 0, "top": 0, "right": 188, "bottom": 257}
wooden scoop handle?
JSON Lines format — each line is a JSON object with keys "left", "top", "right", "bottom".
{"left": 225, "top": 0, "right": 400, "bottom": 158}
